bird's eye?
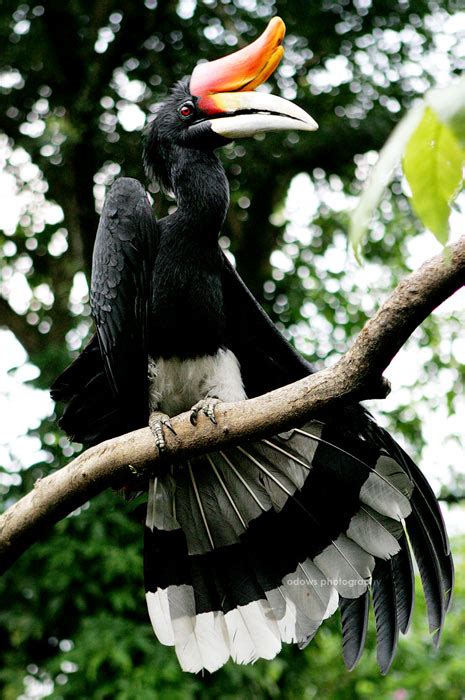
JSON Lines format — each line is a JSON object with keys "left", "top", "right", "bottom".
{"left": 179, "top": 102, "right": 194, "bottom": 119}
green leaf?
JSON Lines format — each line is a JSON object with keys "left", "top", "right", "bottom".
{"left": 349, "top": 104, "right": 425, "bottom": 260}
{"left": 402, "top": 106, "right": 465, "bottom": 244}
{"left": 426, "top": 75, "right": 465, "bottom": 149}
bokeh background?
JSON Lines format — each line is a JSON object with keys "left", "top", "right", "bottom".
{"left": 1, "top": 1, "right": 465, "bottom": 698}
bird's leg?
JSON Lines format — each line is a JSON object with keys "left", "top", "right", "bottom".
{"left": 149, "top": 411, "right": 177, "bottom": 452}
{"left": 190, "top": 395, "right": 222, "bottom": 426}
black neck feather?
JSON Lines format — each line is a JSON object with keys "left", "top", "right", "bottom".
{"left": 164, "top": 147, "right": 230, "bottom": 241}
{"left": 148, "top": 147, "right": 230, "bottom": 359}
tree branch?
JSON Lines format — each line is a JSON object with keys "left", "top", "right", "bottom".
{"left": 0, "top": 297, "right": 43, "bottom": 357}
{"left": 1, "top": 237, "right": 464, "bottom": 573}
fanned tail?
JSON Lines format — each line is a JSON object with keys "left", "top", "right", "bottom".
{"left": 144, "top": 410, "right": 453, "bottom": 673}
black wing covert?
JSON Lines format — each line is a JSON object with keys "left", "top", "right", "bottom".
{"left": 52, "top": 177, "right": 159, "bottom": 445}
{"left": 221, "top": 253, "right": 313, "bottom": 397}
{"left": 91, "top": 177, "right": 159, "bottom": 423}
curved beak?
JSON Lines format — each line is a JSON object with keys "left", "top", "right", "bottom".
{"left": 198, "top": 91, "right": 318, "bottom": 138}
{"left": 190, "top": 17, "right": 318, "bottom": 139}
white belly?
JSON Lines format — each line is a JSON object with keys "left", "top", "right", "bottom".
{"left": 148, "top": 348, "right": 247, "bottom": 417}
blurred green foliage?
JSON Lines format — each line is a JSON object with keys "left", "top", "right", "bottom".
{"left": 1, "top": 0, "right": 464, "bottom": 697}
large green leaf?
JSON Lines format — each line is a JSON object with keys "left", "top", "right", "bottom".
{"left": 349, "top": 104, "right": 424, "bottom": 259}
{"left": 427, "top": 76, "right": 465, "bottom": 149}
{"left": 349, "top": 75, "right": 465, "bottom": 255}
{"left": 402, "top": 106, "right": 465, "bottom": 244}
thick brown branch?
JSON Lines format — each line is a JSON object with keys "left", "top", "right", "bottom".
{"left": 1, "top": 237, "right": 464, "bottom": 573}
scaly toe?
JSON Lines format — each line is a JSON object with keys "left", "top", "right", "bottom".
{"left": 190, "top": 397, "right": 221, "bottom": 426}
{"left": 149, "top": 412, "right": 176, "bottom": 452}
{"left": 204, "top": 398, "right": 221, "bottom": 424}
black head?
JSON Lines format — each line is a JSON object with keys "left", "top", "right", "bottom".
{"left": 143, "top": 79, "right": 228, "bottom": 193}
{"left": 143, "top": 17, "right": 317, "bottom": 194}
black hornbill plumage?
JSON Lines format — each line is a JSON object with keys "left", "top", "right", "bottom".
{"left": 51, "top": 17, "right": 453, "bottom": 674}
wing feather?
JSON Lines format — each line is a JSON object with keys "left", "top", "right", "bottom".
{"left": 90, "top": 177, "right": 159, "bottom": 419}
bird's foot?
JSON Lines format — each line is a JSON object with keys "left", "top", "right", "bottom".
{"left": 190, "top": 396, "right": 222, "bottom": 426}
{"left": 149, "top": 411, "right": 176, "bottom": 453}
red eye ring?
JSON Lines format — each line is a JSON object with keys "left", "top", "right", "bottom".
{"left": 179, "top": 102, "right": 194, "bottom": 118}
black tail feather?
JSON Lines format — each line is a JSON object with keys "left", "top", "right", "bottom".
{"left": 339, "top": 592, "right": 370, "bottom": 671}
{"left": 372, "top": 558, "right": 399, "bottom": 675}
{"left": 405, "top": 513, "right": 445, "bottom": 644}
{"left": 391, "top": 533, "right": 415, "bottom": 634}
{"left": 368, "top": 424, "right": 453, "bottom": 626}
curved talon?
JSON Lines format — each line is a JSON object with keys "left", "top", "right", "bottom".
{"left": 164, "top": 420, "right": 177, "bottom": 436}
{"left": 205, "top": 405, "right": 217, "bottom": 425}
{"left": 149, "top": 411, "right": 176, "bottom": 453}
{"left": 190, "top": 397, "right": 222, "bottom": 426}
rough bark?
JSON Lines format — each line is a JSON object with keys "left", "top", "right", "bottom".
{"left": 1, "top": 237, "right": 464, "bottom": 574}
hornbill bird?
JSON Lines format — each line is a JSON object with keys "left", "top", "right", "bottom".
{"left": 52, "top": 17, "right": 453, "bottom": 674}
